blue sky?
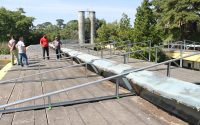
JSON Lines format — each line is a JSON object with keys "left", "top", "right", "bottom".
{"left": 0, "top": 0, "right": 143, "bottom": 25}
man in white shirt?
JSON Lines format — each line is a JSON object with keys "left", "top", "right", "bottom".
{"left": 8, "top": 36, "right": 19, "bottom": 65}
{"left": 16, "top": 36, "right": 28, "bottom": 67}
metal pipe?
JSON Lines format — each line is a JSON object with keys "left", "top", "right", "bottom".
{"left": 0, "top": 52, "right": 199, "bottom": 109}
{"left": 149, "top": 40, "right": 151, "bottom": 62}
{"left": 167, "top": 62, "right": 171, "bottom": 77}
{"left": 115, "top": 78, "right": 119, "bottom": 98}
{"left": 180, "top": 43, "right": 183, "bottom": 68}
{"left": 155, "top": 46, "right": 158, "bottom": 63}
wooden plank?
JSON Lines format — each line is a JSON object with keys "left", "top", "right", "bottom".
{"left": 46, "top": 107, "right": 71, "bottom": 125}
{"left": 0, "top": 114, "right": 13, "bottom": 125}
{"left": 12, "top": 111, "right": 34, "bottom": 125}
{"left": 41, "top": 62, "right": 71, "bottom": 125}
{"left": 118, "top": 97, "right": 187, "bottom": 125}
{"left": 100, "top": 100, "right": 146, "bottom": 125}
{"left": 76, "top": 104, "right": 109, "bottom": 125}
{"left": 11, "top": 68, "right": 37, "bottom": 125}
{"left": 91, "top": 102, "right": 123, "bottom": 125}
{"left": 116, "top": 97, "right": 167, "bottom": 125}
{"left": 64, "top": 106, "right": 85, "bottom": 125}
{"left": 34, "top": 110, "right": 48, "bottom": 125}
{"left": 0, "top": 68, "right": 22, "bottom": 119}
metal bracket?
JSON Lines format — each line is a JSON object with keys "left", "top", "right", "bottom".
{"left": 122, "top": 77, "right": 135, "bottom": 94}
{"left": 88, "top": 63, "right": 99, "bottom": 74}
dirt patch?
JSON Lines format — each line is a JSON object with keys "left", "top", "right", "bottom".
{"left": 130, "top": 96, "right": 188, "bottom": 125}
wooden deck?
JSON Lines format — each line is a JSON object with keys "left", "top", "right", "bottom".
{"left": 0, "top": 45, "right": 188, "bottom": 125}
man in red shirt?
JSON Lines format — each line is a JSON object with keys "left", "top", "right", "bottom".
{"left": 40, "top": 35, "right": 49, "bottom": 60}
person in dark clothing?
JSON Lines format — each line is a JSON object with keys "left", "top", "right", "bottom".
{"left": 53, "top": 37, "right": 62, "bottom": 59}
{"left": 40, "top": 35, "right": 49, "bottom": 60}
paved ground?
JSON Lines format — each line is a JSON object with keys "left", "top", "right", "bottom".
{"left": 0, "top": 45, "right": 188, "bottom": 125}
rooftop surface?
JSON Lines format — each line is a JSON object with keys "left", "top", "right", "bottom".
{"left": 0, "top": 45, "right": 191, "bottom": 125}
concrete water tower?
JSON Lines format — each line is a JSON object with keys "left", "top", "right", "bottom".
{"left": 78, "top": 11, "right": 96, "bottom": 44}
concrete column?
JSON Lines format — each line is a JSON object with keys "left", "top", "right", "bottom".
{"left": 78, "top": 11, "right": 85, "bottom": 44}
{"left": 89, "top": 11, "right": 95, "bottom": 44}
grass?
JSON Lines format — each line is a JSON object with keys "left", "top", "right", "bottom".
{"left": 0, "top": 42, "right": 10, "bottom": 55}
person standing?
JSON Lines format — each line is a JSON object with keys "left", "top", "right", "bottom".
{"left": 40, "top": 35, "right": 49, "bottom": 60}
{"left": 53, "top": 37, "right": 62, "bottom": 60}
{"left": 16, "top": 36, "right": 28, "bottom": 67}
{"left": 8, "top": 36, "right": 19, "bottom": 65}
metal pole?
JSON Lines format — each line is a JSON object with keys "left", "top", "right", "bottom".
{"left": 101, "top": 49, "right": 103, "bottom": 58}
{"left": 184, "top": 39, "right": 186, "bottom": 50}
{"left": 85, "top": 63, "right": 88, "bottom": 78}
{"left": 115, "top": 78, "right": 119, "bottom": 99}
{"left": 110, "top": 43, "right": 112, "bottom": 56}
{"left": 71, "top": 57, "right": 73, "bottom": 65}
{"left": 180, "top": 43, "right": 183, "bottom": 68}
{"left": 149, "top": 40, "right": 151, "bottom": 62}
{"left": 127, "top": 41, "right": 131, "bottom": 63}
{"left": 167, "top": 62, "right": 171, "bottom": 77}
{"left": 123, "top": 54, "right": 127, "bottom": 64}
{"left": 48, "top": 96, "right": 52, "bottom": 110}
{"left": 155, "top": 46, "right": 158, "bottom": 63}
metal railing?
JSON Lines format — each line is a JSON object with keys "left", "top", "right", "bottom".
{"left": 0, "top": 52, "right": 199, "bottom": 111}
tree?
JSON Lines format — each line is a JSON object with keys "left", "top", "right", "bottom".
{"left": 17, "top": 8, "right": 25, "bottom": 14}
{"left": 118, "top": 13, "right": 133, "bottom": 42}
{"left": 152, "top": 0, "right": 200, "bottom": 41}
{"left": 56, "top": 19, "right": 64, "bottom": 29}
{"left": 0, "top": 7, "right": 34, "bottom": 43}
{"left": 133, "top": 0, "right": 161, "bottom": 46}
{"left": 60, "top": 20, "right": 78, "bottom": 40}
{"left": 96, "top": 22, "right": 119, "bottom": 42}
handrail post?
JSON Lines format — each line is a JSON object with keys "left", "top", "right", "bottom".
{"left": 101, "top": 49, "right": 103, "bottom": 58}
{"left": 115, "top": 77, "right": 120, "bottom": 99}
{"left": 110, "top": 43, "right": 112, "bottom": 56}
{"left": 85, "top": 63, "right": 88, "bottom": 78}
{"left": 167, "top": 62, "right": 171, "bottom": 77}
{"left": 123, "top": 54, "right": 128, "bottom": 64}
{"left": 155, "top": 46, "right": 158, "bottom": 63}
{"left": 127, "top": 41, "right": 131, "bottom": 63}
{"left": 48, "top": 96, "right": 52, "bottom": 110}
{"left": 88, "top": 47, "right": 90, "bottom": 54}
{"left": 149, "top": 40, "right": 151, "bottom": 62}
{"left": 96, "top": 45, "right": 99, "bottom": 55}
{"left": 184, "top": 39, "right": 186, "bottom": 50}
{"left": 71, "top": 57, "right": 73, "bottom": 65}
{"left": 180, "top": 42, "right": 183, "bottom": 68}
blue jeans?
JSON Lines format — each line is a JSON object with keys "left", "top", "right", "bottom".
{"left": 19, "top": 53, "right": 28, "bottom": 66}
{"left": 56, "top": 48, "right": 62, "bottom": 59}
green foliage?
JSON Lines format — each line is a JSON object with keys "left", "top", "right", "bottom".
{"left": 0, "top": 7, "right": 34, "bottom": 42}
{"left": 134, "top": 0, "right": 162, "bottom": 46}
{"left": 60, "top": 20, "right": 78, "bottom": 40}
{"left": 152, "top": 0, "right": 200, "bottom": 41}
{"left": 96, "top": 22, "right": 119, "bottom": 42}
{"left": 56, "top": 19, "right": 65, "bottom": 29}
{"left": 0, "top": 42, "right": 10, "bottom": 55}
